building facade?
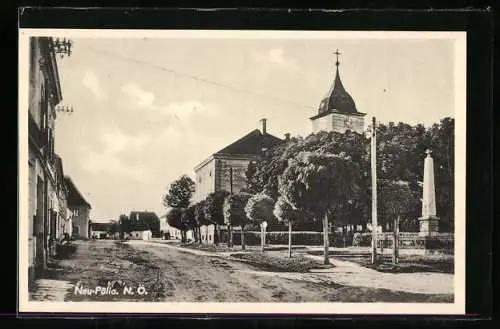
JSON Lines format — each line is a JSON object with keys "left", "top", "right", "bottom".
{"left": 193, "top": 120, "right": 284, "bottom": 203}
{"left": 27, "top": 37, "right": 65, "bottom": 283}
{"left": 64, "top": 176, "right": 92, "bottom": 239}
{"left": 90, "top": 222, "right": 112, "bottom": 239}
{"left": 310, "top": 55, "right": 366, "bottom": 134}
{"left": 54, "top": 154, "right": 72, "bottom": 239}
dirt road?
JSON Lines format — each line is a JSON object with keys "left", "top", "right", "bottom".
{"left": 32, "top": 240, "right": 453, "bottom": 303}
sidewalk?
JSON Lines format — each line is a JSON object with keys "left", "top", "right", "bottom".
{"left": 129, "top": 240, "right": 454, "bottom": 295}
{"left": 29, "top": 278, "right": 73, "bottom": 301}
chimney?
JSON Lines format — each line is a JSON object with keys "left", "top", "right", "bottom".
{"left": 260, "top": 118, "right": 267, "bottom": 134}
{"left": 284, "top": 133, "right": 290, "bottom": 141}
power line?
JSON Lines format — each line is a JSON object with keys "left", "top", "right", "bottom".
{"left": 83, "top": 45, "right": 318, "bottom": 110}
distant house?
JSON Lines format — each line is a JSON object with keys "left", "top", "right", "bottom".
{"left": 126, "top": 223, "right": 152, "bottom": 240}
{"left": 90, "top": 222, "right": 113, "bottom": 239}
{"left": 128, "top": 211, "right": 160, "bottom": 237}
{"left": 64, "top": 176, "right": 92, "bottom": 239}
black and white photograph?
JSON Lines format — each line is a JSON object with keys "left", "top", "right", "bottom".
{"left": 18, "top": 29, "right": 466, "bottom": 314}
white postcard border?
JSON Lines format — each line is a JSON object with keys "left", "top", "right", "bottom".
{"left": 18, "top": 29, "right": 466, "bottom": 315}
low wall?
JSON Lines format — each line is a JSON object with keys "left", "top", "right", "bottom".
{"left": 353, "top": 232, "right": 454, "bottom": 255}
{"left": 219, "top": 230, "right": 350, "bottom": 247}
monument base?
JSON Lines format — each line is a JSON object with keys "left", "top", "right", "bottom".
{"left": 418, "top": 216, "right": 440, "bottom": 237}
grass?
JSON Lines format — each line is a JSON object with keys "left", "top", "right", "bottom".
{"left": 306, "top": 250, "right": 454, "bottom": 274}
{"left": 230, "top": 252, "right": 329, "bottom": 273}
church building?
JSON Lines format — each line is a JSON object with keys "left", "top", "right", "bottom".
{"left": 310, "top": 50, "right": 366, "bottom": 134}
{"left": 193, "top": 119, "right": 284, "bottom": 203}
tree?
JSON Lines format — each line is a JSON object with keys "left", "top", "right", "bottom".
{"left": 118, "top": 214, "right": 130, "bottom": 239}
{"left": 203, "top": 190, "right": 230, "bottom": 245}
{"left": 223, "top": 192, "right": 253, "bottom": 249}
{"left": 274, "top": 196, "right": 302, "bottom": 258}
{"left": 180, "top": 205, "right": 196, "bottom": 243}
{"left": 279, "top": 152, "right": 362, "bottom": 264}
{"left": 166, "top": 208, "right": 183, "bottom": 241}
{"left": 379, "top": 180, "right": 413, "bottom": 264}
{"left": 163, "top": 175, "right": 195, "bottom": 209}
{"left": 109, "top": 220, "right": 118, "bottom": 236}
{"left": 245, "top": 193, "right": 276, "bottom": 252}
{"left": 194, "top": 200, "right": 207, "bottom": 243}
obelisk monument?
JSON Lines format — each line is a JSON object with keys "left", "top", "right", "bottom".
{"left": 419, "top": 149, "right": 439, "bottom": 236}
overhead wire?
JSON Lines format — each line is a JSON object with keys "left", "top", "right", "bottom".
{"left": 83, "top": 45, "right": 318, "bottom": 111}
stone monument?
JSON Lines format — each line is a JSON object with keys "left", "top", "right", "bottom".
{"left": 419, "top": 149, "right": 440, "bottom": 236}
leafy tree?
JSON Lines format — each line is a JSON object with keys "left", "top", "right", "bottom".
{"left": 109, "top": 220, "right": 118, "bottom": 235}
{"left": 194, "top": 200, "right": 207, "bottom": 243}
{"left": 279, "top": 152, "right": 362, "bottom": 264}
{"left": 163, "top": 175, "right": 195, "bottom": 209}
{"left": 273, "top": 196, "right": 302, "bottom": 258}
{"left": 245, "top": 193, "right": 276, "bottom": 252}
{"left": 118, "top": 214, "right": 130, "bottom": 239}
{"left": 203, "top": 190, "right": 230, "bottom": 245}
{"left": 180, "top": 206, "right": 196, "bottom": 243}
{"left": 223, "top": 192, "right": 253, "bottom": 249}
{"left": 166, "top": 208, "right": 183, "bottom": 241}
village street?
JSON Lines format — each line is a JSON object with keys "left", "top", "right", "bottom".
{"left": 29, "top": 239, "right": 453, "bottom": 303}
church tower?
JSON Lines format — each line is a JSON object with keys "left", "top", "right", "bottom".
{"left": 310, "top": 49, "right": 366, "bottom": 134}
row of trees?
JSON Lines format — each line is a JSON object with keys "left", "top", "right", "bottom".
{"left": 245, "top": 117, "right": 454, "bottom": 232}
{"left": 162, "top": 117, "right": 454, "bottom": 265}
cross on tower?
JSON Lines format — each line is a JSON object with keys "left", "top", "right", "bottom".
{"left": 334, "top": 48, "right": 342, "bottom": 66}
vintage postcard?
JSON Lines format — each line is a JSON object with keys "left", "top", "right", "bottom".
{"left": 18, "top": 29, "right": 466, "bottom": 315}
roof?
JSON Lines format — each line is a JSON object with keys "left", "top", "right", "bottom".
{"left": 316, "top": 63, "right": 360, "bottom": 116}
{"left": 90, "top": 222, "right": 112, "bottom": 231}
{"left": 64, "top": 176, "right": 91, "bottom": 209}
{"left": 129, "top": 211, "right": 159, "bottom": 222}
{"left": 215, "top": 129, "right": 283, "bottom": 156}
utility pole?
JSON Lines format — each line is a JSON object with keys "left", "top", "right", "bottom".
{"left": 371, "top": 116, "right": 378, "bottom": 264}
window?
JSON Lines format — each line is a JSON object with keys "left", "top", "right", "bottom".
{"left": 73, "top": 209, "right": 79, "bottom": 217}
{"left": 209, "top": 170, "right": 212, "bottom": 177}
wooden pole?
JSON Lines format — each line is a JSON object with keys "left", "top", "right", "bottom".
{"left": 371, "top": 116, "right": 378, "bottom": 264}
{"left": 260, "top": 224, "right": 264, "bottom": 253}
{"left": 288, "top": 222, "right": 292, "bottom": 258}
{"left": 395, "top": 216, "right": 400, "bottom": 264}
{"left": 323, "top": 213, "right": 330, "bottom": 265}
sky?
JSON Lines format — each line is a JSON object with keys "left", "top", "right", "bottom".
{"left": 50, "top": 34, "right": 457, "bottom": 222}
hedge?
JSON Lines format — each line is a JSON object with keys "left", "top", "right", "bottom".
{"left": 219, "top": 231, "right": 353, "bottom": 247}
